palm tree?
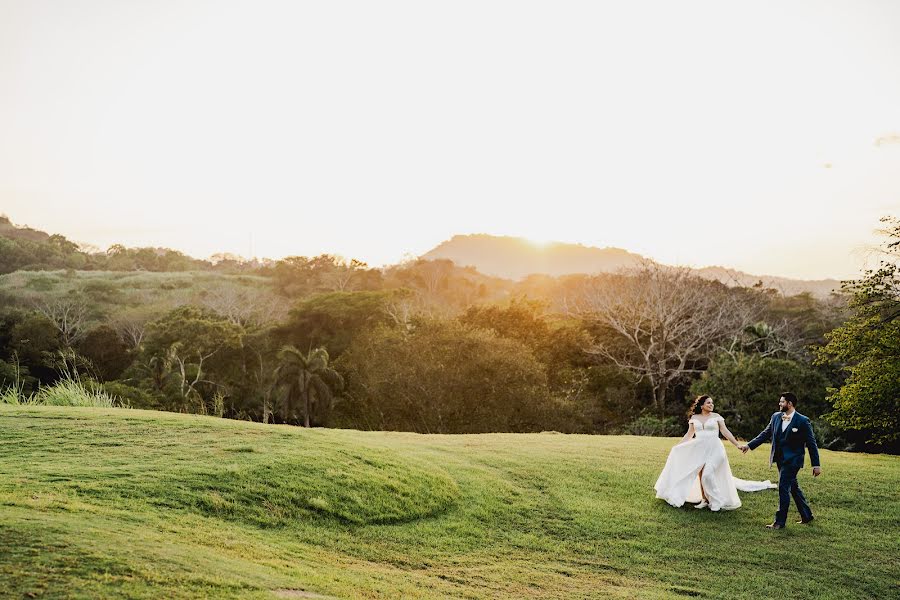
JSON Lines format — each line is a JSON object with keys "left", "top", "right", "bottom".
{"left": 273, "top": 345, "right": 344, "bottom": 427}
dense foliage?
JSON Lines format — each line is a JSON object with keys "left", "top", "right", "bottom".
{"left": 690, "top": 355, "right": 831, "bottom": 441}
{"left": 1, "top": 214, "right": 896, "bottom": 452}
{"left": 335, "top": 320, "right": 552, "bottom": 433}
{"left": 816, "top": 217, "right": 900, "bottom": 447}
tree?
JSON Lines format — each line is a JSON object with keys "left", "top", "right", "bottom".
{"left": 691, "top": 354, "right": 830, "bottom": 439}
{"left": 77, "top": 325, "right": 132, "bottom": 381}
{"left": 279, "top": 290, "right": 400, "bottom": 358}
{"left": 382, "top": 258, "right": 498, "bottom": 316}
{"left": 139, "top": 306, "right": 244, "bottom": 413}
{"left": 8, "top": 312, "right": 62, "bottom": 382}
{"left": 459, "top": 298, "right": 594, "bottom": 390}
{"left": 0, "top": 221, "right": 91, "bottom": 273}
{"left": 34, "top": 296, "right": 89, "bottom": 346}
{"left": 416, "top": 259, "right": 454, "bottom": 296}
{"left": 574, "top": 264, "right": 751, "bottom": 415}
{"left": 336, "top": 321, "right": 550, "bottom": 433}
{"left": 321, "top": 258, "right": 373, "bottom": 292}
{"left": 238, "top": 327, "right": 281, "bottom": 423}
{"left": 105, "top": 244, "right": 136, "bottom": 270}
{"left": 0, "top": 356, "right": 33, "bottom": 395}
{"left": 48, "top": 234, "right": 80, "bottom": 255}
{"left": 198, "top": 283, "right": 289, "bottom": 329}
{"left": 817, "top": 216, "right": 900, "bottom": 446}
{"left": 720, "top": 321, "right": 798, "bottom": 360}
{"left": 274, "top": 346, "right": 343, "bottom": 427}
{"left": 272, "top": 254, "right": 381, "bottom": 297}
{"left": 757, "top": 291, "right": 848, "bottom": 358}
{"left": 110, "top": 306, "right": 160, "bottom": 350}
{"left": 459, "top": 298, "right": 551, "bottom": 349}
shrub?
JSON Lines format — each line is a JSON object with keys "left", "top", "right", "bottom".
{"left": 620, "top": 414, "right": 683, "bottom": 437}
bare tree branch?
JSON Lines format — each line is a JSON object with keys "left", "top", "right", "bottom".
{"left": 572, "top": 264, "right": 753, "bottom": 413}
{"left": 34, "top": 297, "right": 89, "bottom": 346}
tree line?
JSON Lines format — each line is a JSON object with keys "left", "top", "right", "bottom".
{"left": 0, "top": 216, "right": 896, "bottom": 452}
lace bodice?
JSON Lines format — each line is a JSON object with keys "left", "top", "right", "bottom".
{"left": 689, "top": 415, "right": 723, "bottom": 438}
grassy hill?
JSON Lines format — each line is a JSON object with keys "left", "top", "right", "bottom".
{"left": 0, "top": 269, "right": 272, "bottom": 308}
{"left": 1, "top": 407, "right": 897, "bottom": 599}
{"left": 0, "top": 270, "right": 282, "bottom": 335}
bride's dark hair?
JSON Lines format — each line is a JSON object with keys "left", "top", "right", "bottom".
{"left": 688, "top": 395, "right": 711, "bottom": 417}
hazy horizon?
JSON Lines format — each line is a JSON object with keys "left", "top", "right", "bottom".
{"left": 2, "top": 1, "right": 899, "bottom": 279}
{"left": 0, "top": 212, "right": 866, "bottom": 282}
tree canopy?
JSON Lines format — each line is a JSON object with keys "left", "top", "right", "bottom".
{"left": 817, "top": 217, "right": 900, "bottom": 446}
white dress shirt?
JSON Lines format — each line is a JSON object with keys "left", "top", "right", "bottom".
{"left": 781, "top": 410, "right": 795, "bottom": 432}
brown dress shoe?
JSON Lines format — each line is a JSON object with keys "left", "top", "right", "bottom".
{"left": 766, "top": 523, "right": 785, "bottom": 529}
{"left": 797, "top": 516, "right": 815, "bottom": 524}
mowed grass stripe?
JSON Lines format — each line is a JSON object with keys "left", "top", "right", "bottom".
{"left": 0, "top": 406, "right": 897, "bottom": 599}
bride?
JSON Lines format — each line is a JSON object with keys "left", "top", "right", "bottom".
{"left": 654, "top": 395, "right": 775, "bottom": 511}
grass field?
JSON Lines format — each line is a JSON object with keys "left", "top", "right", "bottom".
{"left": 0, "top": 269, "right": 275, "bottom": 320}
{"left": 0, "top": 269, "right": 270, "bottom": 297}
{"left": 0, "top": 406, "right": 897, "bottom": 599}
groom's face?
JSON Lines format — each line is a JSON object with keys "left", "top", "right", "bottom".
{"left": 778, "top": 397, "right": 789, "bottom": 412}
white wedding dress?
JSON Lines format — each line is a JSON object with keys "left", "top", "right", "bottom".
{"left": 654, "top": 414, "right": 776, "bottom": 511}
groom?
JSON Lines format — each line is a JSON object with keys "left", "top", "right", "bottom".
{"left": 740, "top": 392, "right": 821, "bottom": 529}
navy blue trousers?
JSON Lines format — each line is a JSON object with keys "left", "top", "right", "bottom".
{"left": 775, "top": 461, "right": 813, "bottom": 526}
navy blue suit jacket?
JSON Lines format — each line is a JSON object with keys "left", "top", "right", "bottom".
{"left": 748, "top": 411, "right": 821, "bottom": 469}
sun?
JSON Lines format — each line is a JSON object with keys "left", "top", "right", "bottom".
{"left": 523, "top": 236, "right": 556, "bottom": 248}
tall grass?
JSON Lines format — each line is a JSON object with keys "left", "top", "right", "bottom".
{"left": 0, "top": 378, "right": 122, "bottom": 408}
{"left": 0, "top": 386, "right": 21, "bottom": 405}
{"left": 0, "top": 354, "right": 26, "bottom": 405}
{"left": 34, "top": 378, "right": 121, "bottom": 407}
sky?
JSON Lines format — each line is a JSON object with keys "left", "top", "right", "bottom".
{"left": 1, "top": 0, "right": 899, "bottom": 280}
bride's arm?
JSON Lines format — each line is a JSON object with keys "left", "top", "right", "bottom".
{"left": 679, "top": 422, "right": 696, "bottom": 444}
{"left": 716, "top": 418, "right": 742, "bottom": 448}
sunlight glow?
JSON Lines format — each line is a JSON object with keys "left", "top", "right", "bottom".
{"left": 1, "top": 1, "right": 899, "bottom": 279}
{"left": 523, "top": 237, "right": 556, "bottom": 249}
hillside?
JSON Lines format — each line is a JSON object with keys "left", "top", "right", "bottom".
{"left": 0, "top": 270, "right": 282, "bottom": 332}
{"left": 1, "top": 407, "right": 897, "bottom": 599}
{"left": 422, "top": 234, "right": 646, "bottom": 280}
{"left": 0, "top": 215, "right": 51, "bottom": 243}
{"left": 1, "top": 215, "right": 842, "bottom": 298}
{"left": 422, "top": 234, "right": 842, "bottom": 297}
{"left": 0, "top": 215, "right": 256, "bottom": 274}
{"left": 693, "top": 266, "right": 842, "bottom": 298}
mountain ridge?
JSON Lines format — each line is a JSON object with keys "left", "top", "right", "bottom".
{"left": 1, "top": 216, "right": 843, "bottom": 297}
{"left": 422, "top": 233, "right": 842, "bottom": 297}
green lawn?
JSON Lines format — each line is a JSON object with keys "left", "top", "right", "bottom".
{"left": 1, "top": 407, "right": 897, "bottom": 599}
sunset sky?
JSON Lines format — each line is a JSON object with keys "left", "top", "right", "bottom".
{"left": 1, "top": 0, "right": 898, "bottom": 280}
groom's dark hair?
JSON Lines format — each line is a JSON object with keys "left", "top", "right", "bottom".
{"left": 780, "top": 392, "right": 798, "bottom": 406}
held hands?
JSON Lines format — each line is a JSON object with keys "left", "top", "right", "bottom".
{"left": 739, "top": 444, "right": 750, "bottom": 454}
